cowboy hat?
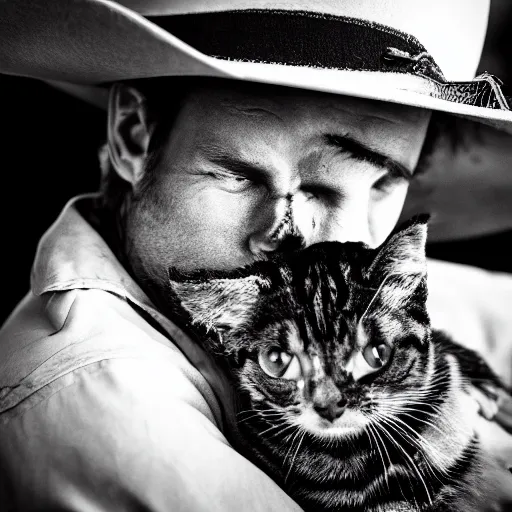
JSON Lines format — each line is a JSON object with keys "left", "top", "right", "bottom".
{"left": 1, "top": 0, "right": 512, "bottom": 241}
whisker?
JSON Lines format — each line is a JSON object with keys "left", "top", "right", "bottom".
{"left": 237, "top": 407, "right": 284, "bottom": 417}
{"left": 377, "top": 412, "right": 454, "bottom": 485}
{"left": 367, "top": 421, "right": 414, "bottom": 502}
{"left": 282, "top": 428, "right": 302, "bottom": 467}
{"left": 236, "top": 410, "right": 286, "bottom": 424}
{"left": 366, "top": 421, "right": 391, "bottom": 487}
{"left": 285, "top": 429, "right": 306, "bottom": 483}
{"left": 259, "top": 420, "right": 295, "bottom": 439}
{"left": 376, "top": 406, "right": 465, "bottom": 497}
{"left": 373, "top": 419, "right": 433, "bottom": 506}
{"left": 373, "top": 398, "right": 437, "bottom": 409}
{"left": 393, "top": 410, "right": 451, "bottom": 438}
{"left": 372, "top": 401, "right": 448, "bottom": 430}
{"left": 376, "top": 411, "right": 454, "bottom": 468}
{"left": 372, "top": 398, "right": 444, "bottom": 415}
{"left": 280, "top": 424, "right": 301, "bottom": 444}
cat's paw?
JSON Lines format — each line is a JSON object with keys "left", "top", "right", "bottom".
{"left": 468, "top": 385, "right": 512, "bottom": 433}
{"left": 495, "top": 389, "right": 512, "bottom": 433}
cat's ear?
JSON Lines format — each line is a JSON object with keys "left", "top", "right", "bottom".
{"left": 369, "top": 215, "right": 428, "bottom": 278}
{"left": 168, "top": 270, "right": 271, "bottom": 332}
{"left": 365, "top": 215, "right": 428, "bottom": 310}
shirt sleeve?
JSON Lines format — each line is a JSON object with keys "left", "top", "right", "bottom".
{"left": 0, "top": 357, "right": 303, "bottom": 512}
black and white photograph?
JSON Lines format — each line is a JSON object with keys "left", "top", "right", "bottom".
{"left": 1, "top": 1, "right": 512, "bottom": 510}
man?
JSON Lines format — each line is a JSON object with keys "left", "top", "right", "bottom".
{"left": 0, "top": 0, "right": 512, "bottom": 510}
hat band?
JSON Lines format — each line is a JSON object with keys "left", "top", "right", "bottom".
{"left": 149, "top": 9, "right": 510, "bottom": 111}
{"left": 149, "top": 9, "right": 445, "bottom": 82}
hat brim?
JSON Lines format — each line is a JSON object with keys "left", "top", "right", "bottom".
{"left": 2, "top": 0, "right": 511, "bottom": 129}
{"left": 49, "top": 62, "right": 512, "bottom": 135}
{"left": 2, "top": 0, "right": 512, "bottom": 241}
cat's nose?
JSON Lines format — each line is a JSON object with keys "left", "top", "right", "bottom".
{"left": 314, "top": 399, "right": 346, "bottom": 422}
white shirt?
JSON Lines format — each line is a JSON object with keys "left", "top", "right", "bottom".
{"left": 0, "top": 194, "right": 510, "bottom": 511}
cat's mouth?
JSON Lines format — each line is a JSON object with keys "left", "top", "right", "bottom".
{"left": 299, "top": 407, "right": 369, "bottom": 439}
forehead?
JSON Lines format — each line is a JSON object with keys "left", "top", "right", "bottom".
{"left": 187, "top": 80, "right": 427, "bottom": 122}
{"left": 177, "top": 81, "right": 431, "bottom": 168}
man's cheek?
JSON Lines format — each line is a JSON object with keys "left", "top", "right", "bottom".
{"left": 171, "top": 190, "right": 255, "bottom": 264}
{"left": 369, "top": 184, "right": 409, "bottom": 246}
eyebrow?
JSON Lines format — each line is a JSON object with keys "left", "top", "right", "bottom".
{"left": 200, "top": 144, "right": 271, "bottom": 182}
{"left": 324, "top": 133, "right": 413, "bottom": 180}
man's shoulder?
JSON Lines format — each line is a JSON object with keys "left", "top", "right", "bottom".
{"left": 0, "top": 290, "right": 302, "bottom": 512}
{"left": 0, "top": 353, "right": 224, "bottom": 510}
{"left": 0, "top": 288, "right": 218, "bottom": 421}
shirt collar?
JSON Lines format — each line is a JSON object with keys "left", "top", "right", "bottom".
{"left": 31, "top": 193, "right": 237, "bottom": 431}
{"left": 31, "top": 193, "right": 156, "bottom": 309}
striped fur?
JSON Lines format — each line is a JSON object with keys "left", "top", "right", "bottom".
{"left": 168, "top": 217, "right": 507, "bottom": 512}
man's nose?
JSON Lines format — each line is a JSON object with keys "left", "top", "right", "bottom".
{"left": 248, "top": 186, "right": 374, "bottom": 256}
{"left": 248, "top": 195, "right": 288, "bottom": 255}
{"left": 248, "top": 194, "right": 305, "bottom": 256}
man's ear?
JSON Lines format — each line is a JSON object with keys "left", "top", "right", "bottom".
{"left": 169, "top": 270, "right": 272, "bottom": 333}
{"left": 107, "top": 83, "right": 153, "bottom": 186}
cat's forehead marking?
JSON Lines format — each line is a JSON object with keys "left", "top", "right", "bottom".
{"left": 355, "top": 321, "right": 369, "bottom": 349}
{"left": 370, "top": 314, "right": 403, "bottom": 340}
{"left": 365, "top": 311, "right": 424, "bottom": 343}
{"left": 311, "top": 353, "right": 323, "bottom": 374}
{"left": 397, "top": 315, "right": 427, "bottom": 342}
{"left": 285, "top": 321, "right": 304, "bottom": 353}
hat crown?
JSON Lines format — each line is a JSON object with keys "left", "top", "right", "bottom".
{"left": 118, "top": 0, "right": 490, "bottom": 81}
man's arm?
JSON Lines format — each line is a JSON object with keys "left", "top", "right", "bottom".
{"left": 0, "top": 357, "right": 303, "bottom": 511}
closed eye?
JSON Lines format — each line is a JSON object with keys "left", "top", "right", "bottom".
{"left": 300, "top": 184, "right": 342, "bottom": 204}
{"left": 202, "top": 169, "right": 253, "bottom": 193}
{"left": 208, "top": 155, "right": 268, "bottom": 184}
{"left": 372, "top": 171, "right": 408, "bottom": 192}
{"left": 200, "top": 154, "right": 271, "bottom": 193}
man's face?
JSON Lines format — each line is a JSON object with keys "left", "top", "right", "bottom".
{"left": 123, "top": 82, "right": 431, "bottom": 286}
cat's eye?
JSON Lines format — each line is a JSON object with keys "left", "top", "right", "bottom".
{"left": 363, "top": 341, "right": 392, "bottom": 369}
{"left": 258, "top": 347, "right": 301, "bottom": 380}
{"left": 349, "top": 340, "right": 393, "bottom": 381}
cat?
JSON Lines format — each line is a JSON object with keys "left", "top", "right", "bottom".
{"left": 167, "top": 216, "right": 511, "bottom": 512}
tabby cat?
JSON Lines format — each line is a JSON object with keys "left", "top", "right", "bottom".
{"left": 167, "top": 216, "right": 510, "bottom": 512}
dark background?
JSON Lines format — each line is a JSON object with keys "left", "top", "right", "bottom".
{"left": 1, "top": 1, "right": 512, "bottom": 324}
